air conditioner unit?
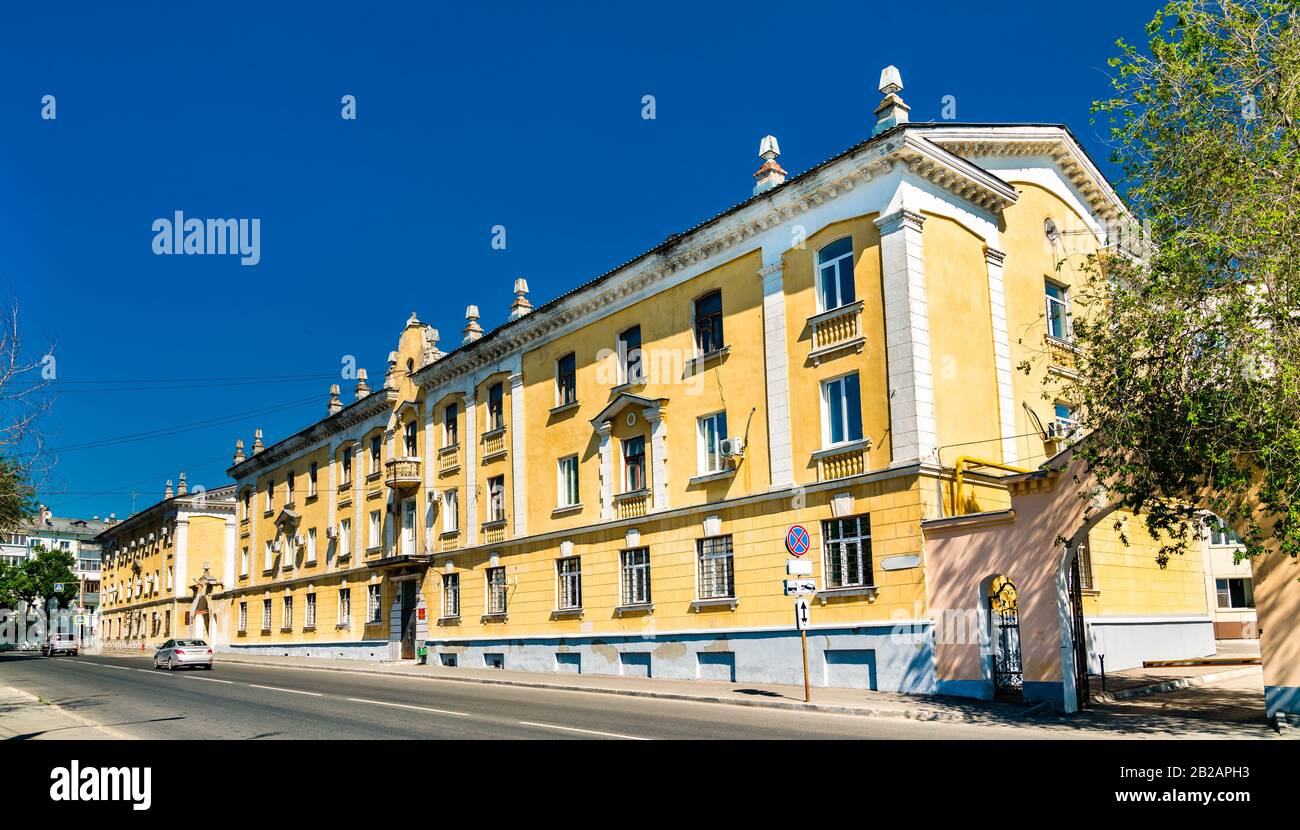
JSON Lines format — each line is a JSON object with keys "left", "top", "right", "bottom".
{"left": 271, "top": 540, "right": 283, "bottom": 553}
{"left": 1047, "top": 421, "right": 1077, "bottom": 441}
{"left": 325, "top": 526, "right": 338, "bottom": 540}
{"left": 293, "top": 534, "right": 306, "bottom": 547}
{"left": 719, "top": 436, "right": 745, "bottom": 460}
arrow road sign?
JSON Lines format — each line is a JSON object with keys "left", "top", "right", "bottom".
{"left": 784, "top": 579, "right": 817, "bottom": 596}
{"left": 794, "top": 597, "right": 810, "bottom": 631}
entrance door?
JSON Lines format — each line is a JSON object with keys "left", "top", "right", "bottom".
{"left": 989, "top": 578, "right": 1023, "bottom": 698}
{"left": 1069, "top": 555, "right": 1090, "bottom": 709}
{"left": 402, "top": 500, "right": 417, "bottom": 557}
{"left": 399, "top": 579, "right": 417, "bottom": 660}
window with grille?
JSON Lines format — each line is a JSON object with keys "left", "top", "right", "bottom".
{"left": 443, "top": 573, "right": 460, "bottom": 617}
{"left": 238, "top": 602, "right": 247, "bottom": 633}
{"left": 282, "top": 596, "right": 293, "bottom": 629}
{"left": 367, "top": 584, "right": 382, "bottom": 623}
{"left": 694, "top": 290, "right": 724, "bottom": 355}
{"left": 486, "top": 567, "right": 508, "bottom": 615}
{"left": 305, "top": 593, "right": 316, "bottom": 628}
{"left": 556, "top": 353, "right": 577, "bottom": 406}
{"left": 620, "top": 548, "right": 651, "bottom": 606}
{"left": 261, "top": 599, "right": 272, "bottom": 631}
{"left": 697, "top": 536, "right": 734, "bottom": 599}
{"left": 338, "top": 588, "right": 351, "bottom": 625}
{"left": 823, "top": 516, "right": 873, "bottom": 589}
{"left": 1076, "top": 544, "right": 1094, "bottom": 589}
{"left": 557, "top": 557, "right": 582, "bottom": 609}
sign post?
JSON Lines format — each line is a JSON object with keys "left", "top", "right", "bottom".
{"left": 794, "top": 596, "right": 811, "bottom": 703}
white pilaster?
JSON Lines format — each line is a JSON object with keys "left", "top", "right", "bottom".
{"left": 222, "top": 517, "right": 236, "bottom": 591}
{"left": 984, "top": 247, "right": 1018, "bottom": 464}
{"left": 597, "top": 421, "right": 613, "bottom": 521}
{"left": 463, "top": 386, "right": 478, "bottom": 546}
{"left": 173, "top": 517, "right": 189, "bottom": 599}
{"left": 351, "top": 439, "right": 363, "bottom": 561}
{"left": 326, "top": 439, "right": 337, "bottom": 568}
{"left": 876, "top": 209, "right": 938, "bottom": 463}
{"left": 508, "top": 371, "right": 527, "bottom": 537}
{"left": 758, "top": 258, "right": 795, "bottom": 487}
{"left": 644, "top": 405, "right": 669, "bottom": 511}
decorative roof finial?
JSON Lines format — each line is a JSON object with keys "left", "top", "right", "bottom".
{"left": 355, "top": 368, "right": 371, "bottom": 400}
{"left": 233, "top": 438, "right": 246, "bottom": 464}
{"left": 164, "top": 479, "right": 174, "bottom": 499}
{"left": 753, "top": 135, "right": 788, "bottom": 195}
{"left": 252, "top": 429, "right": 264, "bottom": 454}
{"left": 509, "top": 278, "right": 533, "bottom": 321}
{"left": 874, "top": 65, "right": 909, "bottom": 135}
{"left": 463, "top": 305, "right": 483, "bottom": 344}
{"left": 177, "top": 472, "right": 188, "bottom": 496}
{"left": 328, "top": 383, "right": 343, "bottom": 415}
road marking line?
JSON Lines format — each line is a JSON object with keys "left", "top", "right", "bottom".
{"left": 184, "top": 675, "right": 235, "bottom": 684}
{"left": 249, "top": 684, "right": 321, "bottom": 697}
{"left": 101, "top": 664, "right": 134, "bottom": 670}
{"left": 346, "top": 697, "right": 469, "bottom": 717}
{"left": 516, "top": 721, "right": 650, "bottom": 740}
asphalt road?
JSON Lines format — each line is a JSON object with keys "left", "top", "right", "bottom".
{"left": 0, "top": 651, "right": 1061, "bottom": 740}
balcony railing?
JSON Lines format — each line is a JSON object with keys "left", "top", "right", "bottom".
{"left": 1045, "top": 334, "right": 1080, "bottom": 375}
{"left": 437, "top": 444, "right": 460, "bottom": 474}
{"left": 808, "top": 301, "right": 865, "bottom": 365}
{"left": 613, "top": 489, "right": 650, "bottom": 519}
{"left": 384, "top": 457, "right": 422, "bottom": 491}
{"left": 814, "top": 441, "right": 870, "bottom": 482}
{"left": 481, "top": 428, "right": 507, "bottom": 460}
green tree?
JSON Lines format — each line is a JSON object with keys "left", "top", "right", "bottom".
{"left": 1075, "top": 0, "right": 1300, "bottom": 561}
{"left": 19, "top": 544, "right": 78, "bottom": 608}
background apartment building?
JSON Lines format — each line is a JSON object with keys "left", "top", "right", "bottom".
{"left": 213, "top": 69, "right": 1214, "bottom": 704}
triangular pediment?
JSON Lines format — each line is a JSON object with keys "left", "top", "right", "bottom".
{"left": 590, "top": 393, "right": 664, "bottom": 428}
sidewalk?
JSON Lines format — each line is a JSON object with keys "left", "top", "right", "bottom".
{"left": 1091, "top": 663, "right": 1263, "bottom": 701}
{"left": 110, "top": 648, "right": 1035, "bottom": 723}
{"left": 0, "top": 686, "right": 129, "bottom": 740}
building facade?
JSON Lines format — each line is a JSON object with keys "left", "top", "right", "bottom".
{"left": 212, "top": 69, "right": 1213, "bottom": 704}
{"left": 96, "top": 479, "right": 236, "bottom": 647}
{"left": 3, "top": 506, "right": 113, "bottom": 640}
{"left": 1202, "top": 521, "right": 1257, "bottom": 640}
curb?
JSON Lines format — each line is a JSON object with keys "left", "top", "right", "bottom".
{"left": 197, "top": 654, "right": 975, "bottom": 722}
{"left": 1091, "top": 666, "right": 1260, "bottom": 704}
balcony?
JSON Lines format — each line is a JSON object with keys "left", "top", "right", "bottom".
{"left": 481, "top": 428, "right": 507, "bottom": 461}
{"left": 813, "top": 439, "right": 871, "bottom": 482}
{"left": 437, "top": 444, "right": 460, "bottom": 475}
{"left": 1045, "top": 334, "right": 1080, "bottom": 376}
{"left": 383, "top": 457, "right": 422, "bottom": 492}
{"left": 613, "top": 489, "right": 650, "bottom": 519}
{"left": 808, "top": 301, "right": 865, "bottom": 365}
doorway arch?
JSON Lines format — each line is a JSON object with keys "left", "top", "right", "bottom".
{"left": 986, "top": 574, "right": 1023, "bottom": 698}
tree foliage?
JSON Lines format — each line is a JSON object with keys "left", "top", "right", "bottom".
{"left": 0, "top": 545, "right": 76, "bottom": 609}
{"left": 1078, "top": 0, "right": 1300, "bottom": 561}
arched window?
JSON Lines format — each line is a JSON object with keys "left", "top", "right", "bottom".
{"left": 817, "top": 237, "right": 855, "bottom": 311}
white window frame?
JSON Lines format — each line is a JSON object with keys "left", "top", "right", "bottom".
{"left": 443, "top": 403, "right": 458, "bottom": 448}
{"left": 282, "top": 595, "right": 293, "bottom": 629}
{"left": 696, "top": 536, "right": 735, "bottom": 600}
{"left": 555, "top": 353, "right": 577, "bottom": 406}
{"left": 367, "top": 584, "right": 382, "bottom": 623}
{"left": 338, "top": 587, "right": 352, "bottom": 625}
{"left": 1045, "top": 280, "right": 1071, "bottom": 341}
{"left": 306, "top": 527, "right": 318, "bottom": 564}
{"left": 485, "top": 566, "right": 508, "bottom": 615}
{"left": 238, "top": 601, "right": 247, "bottom": 633}
{"left": 442, "top": 573, "right": 460, "bottom": 618}
{"left": 821, "top": 515, "right": 874, "bottom": 589}
{"left": 240, "top": 546, "right": 249, "bottom": 577}
{"left": 488, "top": 476, "right": 506, "bottom": 523}
{"left": 442, "top": 489, "right": 459, "bottom": 532}
{"left": 339, "top": 518, "right": 352, "bottom": 557}
{"left": 261, "top": 599, "right": 272, "bottom": 631}
{"left": 557, "top": 557, "right": 582, "bottom": 610}
{"left": 1053, "top": 402, "right": 1080, "bottom": 440}
{"left": 697, "top": 411, "right": 729, "bottom": 475}
{"left": 620, "top": 547, "right": 652, "bottom": 606}
{"left": 263, "top": 540, "right": 273, "bottom": 571}
{"left": 820, "top": 371, "right": 863, "bottom": 449}
{"left": 557, "top": 455, "right": 580, "bottom": 508}
{"left": 815, "top": 236, "right": 856, "bottom": 312}
{"left": 622, "top": 435, "right": 647, "bottom": 493}
{"left": 308, "top": 462, "right": 318, "bottom": 497}
{"left": 305, "top": 592, "right": 317, "bottom": 628}
{"left": 368, "top": 510, "right": 381, "bottom": 550}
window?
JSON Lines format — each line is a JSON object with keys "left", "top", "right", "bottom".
{"left": 240, "top": 546, "right": 249, "bottom": 576}
{"left": 308, "top": 462, "right": 318, "bottom": 497}
{"left": 305, "top": 592, "right": 317, "bottom": 628}
{"left": 555, "top": 353, "right": 578, "bottom": 407}
{"left": 261, "top": 599, "right": 272, "bottom": 631}
{"left": 1210, "top": 522, "right": 1242, "bottom": 546}
{"left": 442, "top": 489, "right": 459, "bottom": 532}
{"left": 487, "top": 382, "right": 505, "bottom": 431}
{"left": 341, "top": 446, "right": 353, "bottom": 484}
{"left": 443, "top": 573, "right": 460, "bottom": 618}
{"left": 488, "top": 476, "right": 506, "bottom": 522}
{"left": 623, "top": 436, "right": 646, "bottom": 492}
{"left": 486, "top": 567, "right": 508, "bottom": 615}
{"left": 242, "top": 490, "right": 251, "bottom": 519}
{"left": 817, "top": 237, "right": 855, "bottom": 311}
{"left": 557, "top": 456, "right": 580, "bottom": 508}
{"left": 697, "top": 412, "right": 729, "bottom": 475}
{"left": 404, "top": 419, "right": 417, "bottom": 456}
{"left": 369, "top": 435, "right": 382, "bottom": 474}
{"left": 444, "top": 403, "right": 458, "bottom": 447}
{"left": 621, "top": 548, "right": 652, "bottom": 606}
{"left": 1045, "top": 281, "right": 1071, "bottom": 341}
{"left": 282, "top": 596, "right": 293, "bottom": 629}
{"left": 557, "top": 557, "right": 582, "bottom": 609}
{"left": 339, "top": 518, "right": 352, "bottom": 557}
{"left": 265, "top": 479, "right": 274, "bottom": 511}
{"left": 338, "top": 587, "right": 352, "bottom": 625}
{"left": 1052, "top": 403, "right": 1079, "bottom": 440}
{"left": 697, "top": 536, "right": 734, "bottom": 599}
{"left": 238, "top": 602, "right": 247, "bottom": 633}
{"left": 618, "top": 326, "right": 643, "bottom": 384}
{"left": 694, "top": 290, "right": 724, "bottom": 355}
{"left": 286, "top": 471, "right": 295, "bottom": 505}
{"left": 822, "top": 372, "right": 863, "bottom": 447}
{"left": 823, "top": 516, "right": 873, "bottom": 589}
{"left": 1076, "top": 544, "right": 1094, "bottom": 590}
{"left": 367, "top": 584, "right": 382, "bottom": 623}
{"left": 263, "top": 540, "right": 273, "bottom": 571}
{"left": 1216, "top": 578, "right": 1255, "bottom": 609}
{"left": 368, "top": 511, "right": 381, "bottom": 550}
{"left": 306, "top": 527, "right": 318, "bottom": 564}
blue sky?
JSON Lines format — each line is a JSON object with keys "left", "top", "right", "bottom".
{"left": 0, "top": 1, "right": 1156, "bottom": 520}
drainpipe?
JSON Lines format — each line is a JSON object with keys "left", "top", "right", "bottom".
{"left": 949, "top": 456, "right": 1030, "bottom": 518}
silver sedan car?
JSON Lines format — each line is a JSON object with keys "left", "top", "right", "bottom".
{"left": 153, "top": 639, "right": 214, "bottom": 670}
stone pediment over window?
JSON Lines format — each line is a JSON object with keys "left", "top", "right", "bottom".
{"left": 590, "top": 393, "right": 667, "bottom": 429}
{"left": 273, "top": 508, "right": 300, "bottom": 530}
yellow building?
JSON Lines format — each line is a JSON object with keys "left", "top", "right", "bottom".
{"left": 96, "top": 477, "right": 236, "bottom": 648}
{"left": 212, "top": 68, "right": 1213, "bottom": 701}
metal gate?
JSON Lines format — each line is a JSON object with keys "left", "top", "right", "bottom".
{"left": 1069, "top": 555, "right": 1090, "bottom": 710}
{"left": 990, "top": 580, "right": 1023, "bottom": 698}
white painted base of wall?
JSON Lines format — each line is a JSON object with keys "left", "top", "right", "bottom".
{"left": 220, "top": 641, "right": 391, "bottom": 662}
{"left": 1085, "top": 616, "right": 1215, "bottom": 673}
